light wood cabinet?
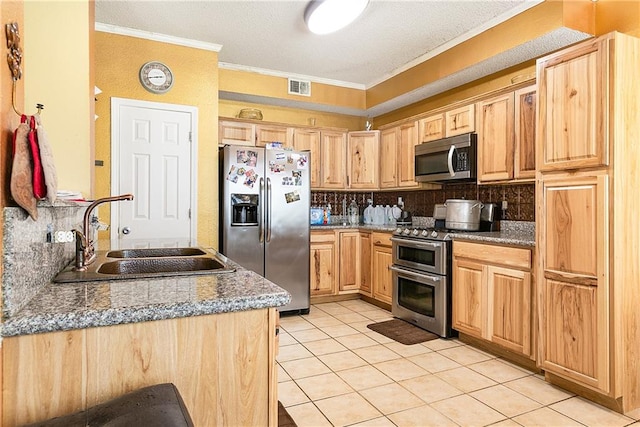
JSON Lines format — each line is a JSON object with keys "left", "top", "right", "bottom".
{"left": 371, "top": 232, "right": 393, "bottom": 305}
{"left": 347, "top": 131, "right": 379, "bottom": 189}
{"left": 359, "top": 231, "right": 372, "bottom": 296}
{"left": 378, "top": 122, "right": 419, "bottom": 189}
{"left": 536, "top": 33, "right": 640, "bottom": 413}
{"left": 310, "top": 231, "right": 337, "bottom": 296}
{"left": 338, "top": 231, "right": 361, "bottom": 293}
{"left": 514, "top": 85, "right": 537, "bottom": 179}
{"left": 453, "top": 240, "right": 533, "bottom": 358}
{"left": 477, "top": 92, "right": 515, "bottom": 182}
{"left": 537, "top": 173, "right": 609, "bottom": 391}
{"left": 418, "top": 113, "right": 445, "bottom": 142}
{"left": 219, "top": 120, "right": 255, "bottom": 146}
{"left": 255, "top": 124, "right": 292, "bottom": 147}
{"left": 320, "top": 130, "right": 347, "bottom": 189}
{"left": 537, "top": 37, "right": 608, "bottom": 171}
{"left": 379, "top": 128, "right": 397, "bottom": 189}
{"left": 445, "top": 103, "right": 475, "bottom": 137}
{"left": 3, "top": 310, "right": 279, "bottom": 427}
{"left": 292, "top": 128, "right": 321, "bottom": 188}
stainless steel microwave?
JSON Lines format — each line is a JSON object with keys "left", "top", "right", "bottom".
{"left": 414, "top": 133, "right": 477, "bottom": 183}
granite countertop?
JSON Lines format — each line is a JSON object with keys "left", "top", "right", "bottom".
{"left": 449, "top": 229, "right": 535, "bottom": 247}
{"left": 311, "top": 224, "right": 397, "bottom": 232}
{"left": 2, "top": 252, "right": 291, "bottom": 338}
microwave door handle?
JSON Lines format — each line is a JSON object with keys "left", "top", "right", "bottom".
{"left": 447, "top": 145, "right": 456, "bottom": 177}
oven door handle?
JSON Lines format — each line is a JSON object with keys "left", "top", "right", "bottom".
{"left": 389, "top": 265, "right": 443, "bottom": 284}
{"left": 390, "top": 237, "right": 441, "bottom": 249}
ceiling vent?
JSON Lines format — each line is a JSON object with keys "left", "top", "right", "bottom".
{"left": 288, "top": 78, "right": 311, "bottom": 96}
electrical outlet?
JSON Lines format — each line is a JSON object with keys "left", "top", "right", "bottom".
{"left": 52, "top": 230, "right": 74, "bottom": 243}
{"left": 501, "top": 200, "right": 508, "bottom": 210}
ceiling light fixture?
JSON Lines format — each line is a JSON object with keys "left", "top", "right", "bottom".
{"left": 304, "top": 0, "right": 369, "bottom": 35}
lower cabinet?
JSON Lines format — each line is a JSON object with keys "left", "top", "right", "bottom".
{"left": 310, "top": 229, "right": 390, "bottom": 305}
{"left": 452, "top": 240, "right": 533, "bottom": 358}
{"left": 2, "top": 310, "right": 279, "bottom": 427}
{"left": 371, "top": 232, "right": 393, "bottom": 305}
{"left": 310, "top": 231, "right": 337, "bottom": 296}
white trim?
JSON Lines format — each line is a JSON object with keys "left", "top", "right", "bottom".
{"left": 218, "top": 62, "right": 366, "bottom": 90}
{"left": 96, "top": 22, "right": 222, "bottom": 52}
{"left": 110, "top": 97, "right": 199, "bottom": 243}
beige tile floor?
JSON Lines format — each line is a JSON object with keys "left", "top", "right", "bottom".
{"left": 277, "top": 300, "right": 640, "bottom": 427}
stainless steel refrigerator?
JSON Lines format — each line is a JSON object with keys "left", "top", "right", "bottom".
{"left": 219, "top": 145, "right": 310, "bottom": 313}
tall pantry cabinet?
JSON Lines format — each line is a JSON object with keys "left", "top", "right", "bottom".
{"left": 536, "top": 32, "right": 640, "bottom": 413}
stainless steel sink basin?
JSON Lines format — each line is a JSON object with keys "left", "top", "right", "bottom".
{"left": 97, "top": 257, "right": 225, "bottom": 275}
{"left": 106, "top": 247, "right": 207, "bottom": 258}
{"left": 53, "top": 247, "right": 235, "bottom": 283}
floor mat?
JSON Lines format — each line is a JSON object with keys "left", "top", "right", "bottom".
{"left": 278, "top": 401, "right": 297, "bottom": 427}
{"left": 367, "top": 318, "right": 439, "bottom": 345}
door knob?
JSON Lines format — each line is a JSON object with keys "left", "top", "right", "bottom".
{"left": 122, "top": 226, "right": 131, "bottom": 235}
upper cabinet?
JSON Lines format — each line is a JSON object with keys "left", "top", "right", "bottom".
{"left": 219, "top": 120, "right": 256, "bottom": 146}
{"left": 477, "top": 85, "right": 537, "bottom": 183}
{"left": 418, "top": 113, "right": 445, "bottom": 142}
{"left": 514, "top": 85, "right": 537, "bottom": 180}
{"left": 347, "top": 131, "right": 379, "bottom": 189}
{"left": 255, "top": 124, "right": 292, "bottom": 148}
{"left": 320, "top": 130, "right": 348, "bottom": 189}
{"left": 537, "top": 37, "right": 608, "bottom": 171}
{"left": 477, "top": 92, "right": 515, "bottom": 182}
{"left": 292, "top": 128, "right": 321, "bottom": 188}
{"left": 445, "top": 103, "right": 475, "bottom": 137}
{"left": 379, "top": 122, "right": 419, "bottom": 190}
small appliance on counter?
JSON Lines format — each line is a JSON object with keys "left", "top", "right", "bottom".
{"left": 396, "top": 210, "right": 412, "bottom": 226}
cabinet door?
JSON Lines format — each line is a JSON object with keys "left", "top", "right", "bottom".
{"left": 255, "top": 125, "right": 291, "bottom": 148}
{"left": 397, "top": 121, "right": 419, "bottom": 188}
{"left": 514, "top": 85, "right": 537, "bottom": 180}
{"left": 477, "top": 93, "right": 514, "bottom": 182}
{"left": 537, "top": 37, "right": 608, "bottom": 171}
{"left": 339, "top": 231, "right": 360, "bottom": 293}
{"left": 292, "top": 128, "right": 321, "bottom": 188}
{"left": 310, "top": 242, "right": 337, "bottom": 296}
{"left": 372, "top": 244, "right": 392, "bottom": 305}
{"left": 219, "top": 120, "right": 255, "bottom": 146}
{"left": 445, "top": 103, "right": 475, "bottom": 137}
{"left": 320, "top": 131, "right": 347, "bottom": 188}
{"left": 379, "top": 128, "right": 398, "bottom": 189}
{"left": 347, "top": 131, "right": 379, "bottom": 189}
{"left": 418, "top": 113, "right": 445, "bottom": 142}
{"left": 488, "top": 266, "right": 532, "bottom": 356}
{"left": 452, "top": 258, "right": 486, "bottom": 338}
{"left": 359, "top": 232, "right": 372, "bottom": 295}
{"left": 538, "top": 174, "right": 609, "bottom": 392}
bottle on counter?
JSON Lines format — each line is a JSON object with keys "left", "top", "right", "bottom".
{"left": 373, "top": 205, "right": 385, "bottom": 225}
{"left": 384, "top": 205, "right": 391, "bottom": 224}
{"left": 363, "top": 199, "right": 374, "bottom": 224}
{"left": 348, "top": 199, "right": 359, "bottom": 225}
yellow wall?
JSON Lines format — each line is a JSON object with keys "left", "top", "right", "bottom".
{"left": 220, "top": 99, "right": 365, "bottom": 131}
{"left": 24, "top": 1, "right": 92, "bottom": 197}
{"left": 95, "top": 32, "right": 219, "bottom": 248}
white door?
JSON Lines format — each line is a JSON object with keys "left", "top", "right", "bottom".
{"left": 111, "top": 98, "right": 198, "bottom": 247}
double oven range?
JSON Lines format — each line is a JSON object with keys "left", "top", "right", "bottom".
{"left": 390, "top": 227, "right": 456, "bottom": 338}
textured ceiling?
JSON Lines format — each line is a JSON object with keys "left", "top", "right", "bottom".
{"left": 95, "top": 0, "right": 591, "bottom": 116}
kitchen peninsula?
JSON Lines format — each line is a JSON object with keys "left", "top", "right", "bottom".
{"left": 1, "top": 206, "right": 289, "bottom": 427}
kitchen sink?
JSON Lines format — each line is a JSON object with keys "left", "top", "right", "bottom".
{"left": 106, "top": 247, "right": 207, "bottom": 258}
{"left": 53, "top": 247, "right": 235, "bottom": 283}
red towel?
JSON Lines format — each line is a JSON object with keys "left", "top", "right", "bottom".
{"left": 10, "top": 117, "right": 37, "bottom": 220}
{"left": 28, "top": 115, "right": 46, "bottom": 199}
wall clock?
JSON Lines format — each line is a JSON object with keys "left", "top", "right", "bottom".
{"left": 139, "top": 61, "right": 174, "bottom": 94}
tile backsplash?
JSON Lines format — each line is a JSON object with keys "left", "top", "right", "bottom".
{"left": 311, "top": 183, "right": 535, "bottom": 222}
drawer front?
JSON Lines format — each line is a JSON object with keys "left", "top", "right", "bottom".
{"left": 453, "top": 240, "right": 531, "bottom": 270}
{"left": 371, "top": 232, "right": 392, "bottom": 247}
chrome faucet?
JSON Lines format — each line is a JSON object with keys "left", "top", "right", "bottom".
{"left": 74, "top": 194, "right": 134, "bottom": 270}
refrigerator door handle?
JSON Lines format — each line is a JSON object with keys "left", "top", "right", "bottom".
{"left": 259, "top": 177, "right": 265, "bottom": 243}
{"left": 266, "top": 177, "right": 272, "bottom": 242}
